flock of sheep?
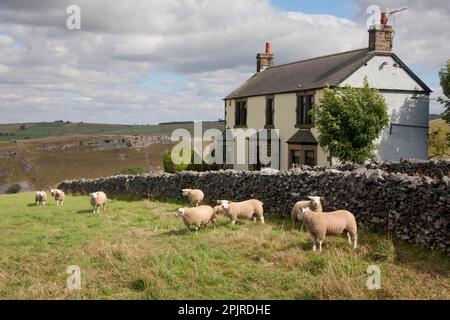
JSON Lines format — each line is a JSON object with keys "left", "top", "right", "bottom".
{"left": 33, "top": 187, "right": 358, "bottom": 253}
{"left": 178, "top": 188, "right": 358, "bottom": 253}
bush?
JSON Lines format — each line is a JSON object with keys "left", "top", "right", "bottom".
{"left": 163, "top": 150, "right": 190, "bottom": 173}
{"left": 6, "top": 183, "right": 22, "bottom": 194}
{"left": 120, "top": 167, "right": 147, "bottom": 175}
{"left": 370, "top": 239, "right": 396, "bottom": 263}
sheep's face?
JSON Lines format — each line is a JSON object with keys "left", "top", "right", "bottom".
{"left": 217, "top": 200, "right": 231, "bottom": 210}
{"left": 176, "top": 208, "right": 186, "bottom": 217}
{"left": 297, "top": 207, "right": 307, "bottom": 221}
{"left": 308, "top": 196, "right": 323, "bottom": 210}
{"left": 50, "top": 189, "right": 56, "bottom": 196}
{"left": 90, "top": 193, "right": 98, "bottom": 199}
{"left": 181, "top": 189, "right": 190, "bottom": 196}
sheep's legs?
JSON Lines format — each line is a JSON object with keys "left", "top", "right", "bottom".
{"left": 347, "top": 232, "right": 352, "bottom": 245}
{"left": 259, "top": 216, "right": 265, "bottom": 224}
{"left": 353, "top": 235, "right": 358, "bottom": 249}
{"left": 312, "top": 240, "right": 317, "bottom": 252}
{"left": 318, "top": 241, "right": 323, "bottom": 253}
{"left": 230, "top": 220, "right": 236, "bottom": 226}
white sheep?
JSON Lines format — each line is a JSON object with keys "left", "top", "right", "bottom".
{"left": 213, "top": 205, "right": 225, "bottom": 216}
{"left": 50, "top": 189, "right": 65, "bottom": 206}
{"left": 175, "top": 205, "right": 216, "bottom": 233}
{"left": 291, "top": 196, "right": 324, "bottom": 226}
{"left": 216, "top": 199, "right": 264, "bottom": 226}
{"left": 90, "top": 191, "right": 107, "bottom": 213}
{"left": 298, "top": 207, "right": 358, "bottom": 253}
{"left": 181, "top": 189, "right": 204, "bottom": 206}
{"left": 35, "top": 191, "right": 47, "bottom": 206}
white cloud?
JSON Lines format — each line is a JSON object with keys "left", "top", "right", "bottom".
{"left": 0, "top": 0, "right": 447, "bottom": 124}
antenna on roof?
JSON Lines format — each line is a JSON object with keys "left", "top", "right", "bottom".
{"left": 381, "top": 6, "right": 408, "bottom": 45}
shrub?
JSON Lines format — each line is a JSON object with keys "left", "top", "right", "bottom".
{"left": 120, "top": 167, "right": 147, "bottom": 175}
{"left": 6, "top": 183, "right": 22, "bottom": 194}
{"left": 163, "top": 149, "right": 189, "bottom": 173}
{"left": 370, "top": 239, "right": 396, "bottom": 263}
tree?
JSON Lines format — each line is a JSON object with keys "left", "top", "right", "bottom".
{"left": 311, "top": 78, "right": 389, "bottom": 164}
{"left": 438, "top": 60, "right": 450, "bottom": 123}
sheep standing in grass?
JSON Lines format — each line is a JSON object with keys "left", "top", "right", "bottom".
{"left": 50, "top": 189, "right": 65, "bottom": 206}
{"left": 90, "top": 191, "right": 107, "bottom": 213}
{"left": 216, "top": 199, "right": 264, "bottom": 226}
{"left": 35, "top": 191, "right": 47, "bottom": 206}
{"left": 298, "top": 207, "right": 358, "bottom": 253}
{"left": 181, "top": 189, "right": 204, "bottom": 206}
{"left": 175, "top": 205, "right": 216, "bottom": 233}
{"left": 291, "top": 196, "right": 324, "bottom": 226}
{"left": 213, "top": 205, "right": 224, "bottom": 216}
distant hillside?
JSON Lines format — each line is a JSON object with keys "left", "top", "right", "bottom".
{"left": 0, "top": 121, "right": 225, "bottom": 146}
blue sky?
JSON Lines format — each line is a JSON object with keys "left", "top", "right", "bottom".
{"left": 272, "top": 0, "right": 359, "bottom": 19}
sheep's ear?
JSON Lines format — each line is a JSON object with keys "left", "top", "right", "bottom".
{"left": 307, "top": 196, "right": 312, "bottom": 200}
{"left": 216, "top": 200, "right": 221, "bottom": 204}
{"left": 320, "top": 197, "right": 325, "bottom": 202}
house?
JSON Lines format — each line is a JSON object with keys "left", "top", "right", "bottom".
{"left": 223, "top": 19, "right": 431, "bottom": 170}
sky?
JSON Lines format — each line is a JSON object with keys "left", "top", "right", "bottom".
{"left": 0, "top": 0, "right": 448, "bottom": 124}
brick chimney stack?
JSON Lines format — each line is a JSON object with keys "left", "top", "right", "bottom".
{"left": 256, "top": 42, "right": 274, "bottom": 72}
{"left": 368, "top": 12, "right": 393, "bottom": 52}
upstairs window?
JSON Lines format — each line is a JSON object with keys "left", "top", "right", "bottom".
{"left": 296, "top": 94, "right": 315, "bottom": 126}
{"left": 265, "top": 97, "right": 274, "bottom": 127}
{"left": 235, "top": 100, "right": 247, "bottom": 127}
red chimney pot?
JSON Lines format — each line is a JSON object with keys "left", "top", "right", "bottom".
{"left": 265, "top": 42, "right": 270, "bottom": 54}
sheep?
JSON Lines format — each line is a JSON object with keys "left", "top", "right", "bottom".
{"left": 291, "top": 196, "right": 324, "bottom": 227}
{"left": 216, "top": 199, "right": 264, "bottom": 226}
{"left": 175, "top": 205, "right": 216, "bottom": 233}
{"left": 50, "top": 189, "right": 65, "bottom": 206}
{"left": 298, "top": 207, "right": 358, "bottom": 253}
{"left": 213, "top": 205, "right": 225, "bottom": 216}
{"left": 181, "top": 189, "right": 204, "bottom": 206}
{"left": 35, "top": 191, "right": 47, "bottom": 206}
{"left": 90, "top": 191, "right": 107, "bottom": 213}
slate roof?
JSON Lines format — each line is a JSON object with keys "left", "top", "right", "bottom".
{"left": 225, "top": 48, "right": 431, "bottom": 99}
{"left": 286, "top": 130, "right": 318, "bottom": 145}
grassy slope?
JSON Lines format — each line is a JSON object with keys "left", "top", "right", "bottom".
{"left": 0, "top": 193, "right": 448, "bottom": 300}
{"left": 428, "top": 118, "right": 450, "bottom": 158}
{"left": 0, "top": 137, "right": 171, "bottom": 190}
{"left": 0, "top": 121, "right": 224, "bottom": 143}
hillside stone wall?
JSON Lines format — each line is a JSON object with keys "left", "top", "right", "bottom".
{"left": 58, "top": 160, "right": 450, "bottom": 256}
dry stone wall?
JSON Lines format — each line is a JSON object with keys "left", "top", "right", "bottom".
{"left": 58, "top": 160, "right": 450, "bottom": 255}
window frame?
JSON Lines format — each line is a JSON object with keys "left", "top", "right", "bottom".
{"left": 296, "top": 92, "right": 315, "bottom": 128}
{"left": 234, "top": 99, "right": 247, "bottom": 128}
{"left": 265, "top": 96, "right": 275, "bottom": 128}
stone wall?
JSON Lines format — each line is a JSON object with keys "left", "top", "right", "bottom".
{"left": 58, "top": 160, "right": 450, "bottom": 256}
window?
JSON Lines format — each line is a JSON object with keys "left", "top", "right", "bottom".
{"left": 265, "top": 97, "right": 274, "bottom": 127}
{"left": 296, "top": 94, "right": 314, "bottom": 126}
{"left": 291, "top": 150, "right": 301, "bottom": 167}
{"left": 235, "top": 100, "right": 247, "bottom": 127}
{"left": 304, "top": 150, "right": 315, "bottom": 167}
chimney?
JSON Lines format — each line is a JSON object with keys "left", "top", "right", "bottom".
{"left": 368, "top": 12, "right": 393, "bottom": 52}
{"left": 256, "top": 42, "right": 274, "bottom": 72}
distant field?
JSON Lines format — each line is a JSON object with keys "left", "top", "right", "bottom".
{"left": 0, "top": 192, "right": 448, "bottom": 299}
{"left": 0, "top": 135, "right": 172, "bottom": 192}
{"left": 0, "top": 121, "right": 224, "bottom": 142}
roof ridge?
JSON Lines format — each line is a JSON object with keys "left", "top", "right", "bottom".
{"left": 267, "top": 47, "right": 369, "bottom": 70}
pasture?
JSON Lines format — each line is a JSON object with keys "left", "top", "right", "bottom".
{"left": 0, "top": 193, "right": 449, "bottom": 299}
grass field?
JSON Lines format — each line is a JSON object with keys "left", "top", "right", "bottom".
{"left": 0, "top": 193, "right": 449, "bottom": 300}
{"left": 429, "top": 118, "right": 450, "bottom": 159}
{"left": 0, "top": 121, "right": 224, "bottom": 143}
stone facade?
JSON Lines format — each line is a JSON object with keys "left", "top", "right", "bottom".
{"left": 58, "top": 160, "right": 450, "bottom": 256}
{"left": 368, "top": 24, "right": 393, "bottom": 52}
